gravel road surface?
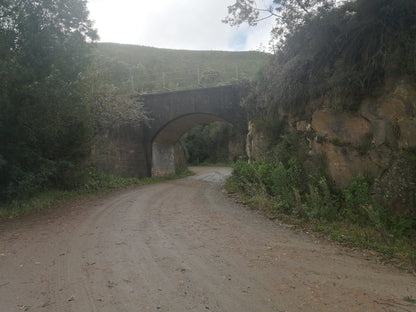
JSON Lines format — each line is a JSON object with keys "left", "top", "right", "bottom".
{"left": 0, "top": 167, "right": 415, "bottom": 312}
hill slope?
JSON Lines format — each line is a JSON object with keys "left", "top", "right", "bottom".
{"left": 94, "top": 43, "right": 270, "bottom": 93}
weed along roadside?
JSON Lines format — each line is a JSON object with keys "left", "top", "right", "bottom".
{"left": 225, "top": 159, "right": 416, "bottom": 271}
{"left": 0, "top": 169, "right": 194, "bottom": 220}
{"left": 221, "top": 0, "right": 416, "bottom": 273}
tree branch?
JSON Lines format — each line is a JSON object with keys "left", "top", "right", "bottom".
{"left": 254, "top": 13, "right": 279, "bottom": 23}
{"left": 294, "top": 0, "right": 311, "bottom": 16}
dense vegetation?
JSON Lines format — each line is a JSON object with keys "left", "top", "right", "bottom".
{"left": 227, "top": 154, "right": 416, "bottom": 265}
{"left": 0, "top": 167, "right": 194, "bottom": 220}
{"left": 225, "top": 0, "right": 416, "bottom": 265}
{"left": 241, "top": 0, "right": 416, "bottom": 115}
{"left": 94, "top": 43, "right": 269, "bottom": 93}
{"left": 0, "top": 0, "right": 267, "bottom": 205}
{"left": 2, "top": 0, "right": 414, "bottom": 265}
{"left": 181, "top": 122, "right": 238, "bottom": 165}
{"left": 0, "top": 0, "right": 98, "bottom": 199}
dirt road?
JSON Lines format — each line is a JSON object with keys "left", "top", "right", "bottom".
{"left": 0, "top": 167, "right": 415, "bottom": 312}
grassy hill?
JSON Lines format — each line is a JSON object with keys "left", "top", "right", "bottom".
{"left": 93, "top": 43, "right": 270, "bottom": 93}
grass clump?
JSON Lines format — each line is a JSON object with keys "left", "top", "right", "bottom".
{"left": 227, "top": 159, "right": 416, "bottom": 269}
{"left": 0, "top": 167, "right": 193, "bottom": 220}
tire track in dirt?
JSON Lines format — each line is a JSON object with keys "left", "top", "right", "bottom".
{"left": 0, "top": 167, "right": 415, "bottom": 312}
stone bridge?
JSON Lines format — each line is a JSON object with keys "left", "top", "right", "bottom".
{"left": 142, "top": 85, "right": 247, "bottom": 176}
{"left": 92, "top": 85, "right": 247, "bottom": 178}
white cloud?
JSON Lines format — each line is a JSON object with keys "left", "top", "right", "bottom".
{"left": 87, "top": 0, "right": 275, "bottom": 51}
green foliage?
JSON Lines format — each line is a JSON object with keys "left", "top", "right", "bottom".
{"left": 231, "top": 158, "right": 305, "bottom": 212}
{"left": 0, "top": 167, "right": 194, "bottom": 220}
{"left": 181, "top": 122, "right": 236, "bottom": 165}
{"left": 269, "top": 159, "right": 303, "bottom": 212}
{"left": 94, "top": 43, "right": 270, "bottom": 93}
{"left": 224, "top": 0, "right": 335, "bottom": 46}
{"left": 306, "top": 177, "right": 339, "bottom": 221}
{"left": 268, "top": 126, "right": 310, "bottom": 164}
{"left": 231, "top": 157, "right": 337, "bottom": 219}
{"left": 84, "top": 77, "right": 148, "bottom": 131}
{"left": 79, "top": 167, "right": 137, "bottom": 192}
{"left": 401, "top": 148, "right": 416, "bottom": 213}
{"left": 343, "top": 175, "right": 373, "bottom": 224}
{"left": 226, "top": 0, "right": 416, "bottom": 264}
{"left": 229, "top": 160, "right": 416, "bottom": 263}
{"left": 0, "top": 0, "right": 97, "bottom": 199}
{"left": 242, "top": 0, "right": 416, "bottom": 116}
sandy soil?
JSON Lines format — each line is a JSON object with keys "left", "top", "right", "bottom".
{"left": 0, "top": 166, "right": 415, "bottom": 312}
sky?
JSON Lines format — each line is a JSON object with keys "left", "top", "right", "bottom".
{"left": 87, "top": 0, "right": 275, "bottom": 51}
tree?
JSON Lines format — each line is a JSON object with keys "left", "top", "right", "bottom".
{"left": 85, "top": 75, "right": 149, "bottom": 132}
{"left": 181, "top": 122, "right": 234, "bottom": 164}
{"left": 0, "top": 0, "right": 98, "bottom": 198}
{"left": 223, "top": 0, "right": 335, "bottom": 47}
{"left": 239, "top": 0, "right": 416, "bottom": 116}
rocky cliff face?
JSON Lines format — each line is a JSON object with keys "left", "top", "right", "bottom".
{"left": 247, "top": 78, "right": 416, "bottom": 206}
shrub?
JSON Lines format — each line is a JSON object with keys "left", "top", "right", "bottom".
{"left": 306, "top": 177, "right": 339, "bottom": 221}
{"left": 343, "top": 175, "right": 373, "bottom": 225}
{"left": 231, "top": 158, "right": 308, "bottom": 214}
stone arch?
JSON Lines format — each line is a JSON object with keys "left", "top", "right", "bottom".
{"left": 151, "top": 113, "right": 233, "bottom": 177}
{"left": 141, "top": 85, "right": 247, "bottom": 177}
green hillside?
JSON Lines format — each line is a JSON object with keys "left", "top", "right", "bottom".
{"left": 94, "top": 43, "right": 270, "bottom": 93}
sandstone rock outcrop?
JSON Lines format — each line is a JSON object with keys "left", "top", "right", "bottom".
{"left": 246, "top": 78, "right": 416, "bottom": 204}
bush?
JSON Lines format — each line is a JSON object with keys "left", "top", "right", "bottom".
{"left": 231, "top": 159, "right": 416, "bottom": 237}
{"left": 229, "top": 159, "right": 415, "bottom": 264}
{"left": 0, "top": 0, "right": 97, "bottom": 200}
{"left": 306, "top": 177, "right": 339, "bottom": 221}
{"left": 343, "top": 175, "right": 373, "bottom": 224}
{"left": 232, "top": 159, "right": 269, "bottom": 195}
{"left": 269, "top": 159, "right": 303, "bottom": 213}
{"left": 231, "top": 158, "right": 309, "bottom": 214}
{"left": 243, "top": 0, "right": 416, "bottom": 117}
